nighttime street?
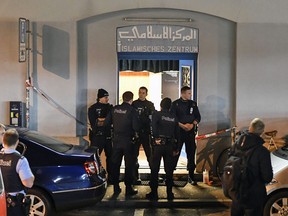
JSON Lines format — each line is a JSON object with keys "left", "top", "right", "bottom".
{"left": 56, "top": 182, "right": 231, "bottom": 216}
{"left": 1, "top": 1, "right": 288, "bottom": 216}
{"left": 58, "top": 207, "right": 230, "bottom": 216}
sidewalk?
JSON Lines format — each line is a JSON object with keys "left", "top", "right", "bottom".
{"left": 97, "top": 146, "right": 231, "bottom": 209}
{"left": 98, "top": 180, "right": 231, "bottom": 209}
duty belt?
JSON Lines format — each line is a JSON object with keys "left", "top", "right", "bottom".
{"left": 6, "top": 193, "right": 31, "bottom": 215}
{"left": 6, "top": 193, "right": 25, "bottom": 207}
{"left": 152, "top": 136, "right": 173, "bottom": 146}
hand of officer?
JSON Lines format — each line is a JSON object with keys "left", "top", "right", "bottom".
{"left": 173, "top": 150, "right": 179, "bottom": 156}
{"left": 155, "top": 139, "right": 161, "bottom": 145}
{"left": 185, "top": 123, "right": 194, "bottom": 131}
{"left": 179, "top": 123, "right": 194, "bottom": 132}
{"left": 97, "top": 118, "right": 105, "bottom": 126}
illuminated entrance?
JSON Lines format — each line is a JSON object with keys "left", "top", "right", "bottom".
{"left": 117, "top": 25, "right": 199, "bottom": 182}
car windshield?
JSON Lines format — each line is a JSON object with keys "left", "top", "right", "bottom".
{"left": 22, "top": 130, "right": 73, "bottom": 153}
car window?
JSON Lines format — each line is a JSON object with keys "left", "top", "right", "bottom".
{"left": 22, "top": 131, "right": 73, "bottom": 153}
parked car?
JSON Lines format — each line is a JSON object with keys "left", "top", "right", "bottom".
{"left": 264, "top": 145, "right": 288, "bottom": 216}
{"left": 11, "top": 127, "right": 107, "bottom": 216}
{"left": 0, "top": 169, "right": 6, "bottom": 216}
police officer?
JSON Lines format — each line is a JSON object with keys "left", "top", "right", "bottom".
{"left": 88, "top": 88, "right": 113, "bottom": 181}
{"left": 132, "top": 86, "right": 155, "bottom": 182}
{"left": 0, "top": 129, "right": 34, "bottom": 216}
{"left": 171, "top": 86, "right": 201, "bottom": 185}
{"left": 146, "top": 98, "right": 180, "bottom": 201}
{"left": 105, "top": 91, "right": 140, "bottom": 196}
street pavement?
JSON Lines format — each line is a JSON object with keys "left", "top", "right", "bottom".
{"left": 58, "top": 207, "right": 230, "bottom": 216}
{"left": 57, "top": 181, "right": 232, "bottom": 216}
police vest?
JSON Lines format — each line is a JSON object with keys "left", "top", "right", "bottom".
{"left": 0, "top": 152, "right": 24, "bottom": 193}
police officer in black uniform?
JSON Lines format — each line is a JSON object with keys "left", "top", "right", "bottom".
{"left": 146, "top": 98, "right": 180, "bottom": 201}
{"left": 171, "top": 86, "right": 201, "bottom": 185}
{"left": 0, "top": 129, "right": 34, "bottom": 216}
{"left": 105, "top": 91, "right": 140, "bottom": 196}
{"left": 88, "top": 88, "right": 113, "bottom": 181}
{"left": 132, "top": 86, "right": 155, "bottom": 182}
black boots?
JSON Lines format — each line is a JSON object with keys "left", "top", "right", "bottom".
{"left": 114, "top": 185, "right": 138, "bottom": 196}
{"left": 167, "top": 186, "right": 174, "bottom": 201}
{"left": 167, "top": 192, "right": 174, "bottom": 200}
{"left": 113, "top": 184, "right": 122, "bottom": 194}
{"left": 125, "top": 185, "right": 138, "bottom": 196}
{"left": 146, "top": 191, "right": 158, "bottom": 201}
{"left": 188, "top": 176, "right": 198, "bottom": 186}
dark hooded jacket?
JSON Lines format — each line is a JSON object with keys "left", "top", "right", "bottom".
{"left": 230, "top": 130, "right": 273, "bottom": 206}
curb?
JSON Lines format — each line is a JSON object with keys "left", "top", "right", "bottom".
{"left": 97, "top": 198, "right": 232, "bottom": 208}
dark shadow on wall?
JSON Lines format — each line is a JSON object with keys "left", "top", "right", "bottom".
{"left": 42, "top": 25, "right": 70, "bottom": 79}
{"left": 196, "top": 95, "right": 231, "bottom": 175}
{"left": 76, "top": 22, "right": 88, "bottom": 144}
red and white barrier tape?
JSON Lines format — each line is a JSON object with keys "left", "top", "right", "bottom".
{"left": 195, "top": 127, "right": 236, "bottom": 140}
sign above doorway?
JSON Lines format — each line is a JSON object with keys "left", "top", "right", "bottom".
{"left": 117, "top": 25, "right": 199, "bottom": 53}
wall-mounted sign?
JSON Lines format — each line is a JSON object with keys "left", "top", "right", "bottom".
{"left": 19, "top": 18, "right": 27, "bottom": 62}
{"left": 117, "top": 25, "right": 199, "bottom": 53}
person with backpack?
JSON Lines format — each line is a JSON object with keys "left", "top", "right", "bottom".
{"left": 225, "top": 118, "right": 273, "bottom": 216}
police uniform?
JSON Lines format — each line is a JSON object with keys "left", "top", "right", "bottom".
{"left": 105, "top": 101, "right": 140, "bottom": 195}
{"left": 146, "top": 98, "right": 180, "bottom": 200}
{"left": 88, "top": 100, "right": 113, "bottom": 176}
{"left": 170, "top": 98, "right": 201, "bottom": 183}
{"left": 132, "top": 99, "right": 155, "bottom": 180}
{"left": 0, "top": 148, "right": 34, "bottom": 216}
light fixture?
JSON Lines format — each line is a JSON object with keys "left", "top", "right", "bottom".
{"left": 123, "top": 17, "right": 193, "bottom": 22}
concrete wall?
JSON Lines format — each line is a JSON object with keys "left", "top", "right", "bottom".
{"left": 237, "top": 23, "right": 288, "bottom": 138}
{"left": 0, "top": 22, "right": 26, "bottom": 125}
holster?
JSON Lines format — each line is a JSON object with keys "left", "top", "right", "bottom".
{"left": 6, "top": 193, "right": 31, "bottom": 216}
{"left": 152, "top": 137, "right": 173, "bottom": 146}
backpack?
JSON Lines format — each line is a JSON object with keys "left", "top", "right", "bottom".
{"left": 221, "top": 136, "right": 258, "bottom": 202}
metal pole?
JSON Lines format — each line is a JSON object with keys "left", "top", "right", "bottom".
{"left": 25, "top": 20, "right": 31, "bottom": 128}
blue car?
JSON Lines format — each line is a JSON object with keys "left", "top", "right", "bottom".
{"left": 12, "top": 127, "right": 107, "bottom": 216}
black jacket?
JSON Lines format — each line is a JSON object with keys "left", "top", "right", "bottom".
{"left": 231, "top": 130, "right": 273, "bottom": 206}
{"left": 170, "top": 98, "right": 201, "bottom": 131}
{"left": 132, "top": 99, "right": 155, "bottom": 133}
{"left": 88, "top": 102, "right": 113, "bottom": 135}
{"left": 151, "top": 109, "right": 180, "bottom": 150}
{"left": 105, "top": 102, "right": 140, "bottom": 138}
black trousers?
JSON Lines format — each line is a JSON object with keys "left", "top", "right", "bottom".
{"left": 231, "top": 200, "right": 264, "bottom": 216}
{"left": 133, "top": 132, "right": 151, "bottom": 179}
{"left": 134, "top": 132, "right": 151, "bottom": 164}
{"left": 90, "top": 134, "right": 113, "bottom": 177}
{"left": 172, "top": 131, "right": 196, "bottom": 179}
{"left": 7, "top": 206, "right": 25, "bottom": 216}
{"left": 111, "top": 140, "right": 135, "bottom": 186}
{"left": 150, "top": 144, "right": 174, "bottom": 192}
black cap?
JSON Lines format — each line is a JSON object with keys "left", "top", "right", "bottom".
{"left": 160, "top": 97, "right": 172, "bottom": 110}
{"left": 97, "top": 88, "right": 109, "bottom": 99}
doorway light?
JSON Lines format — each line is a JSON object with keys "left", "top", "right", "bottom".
{"left": 123, "top": 17, "right": 194, "bottom": 22}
